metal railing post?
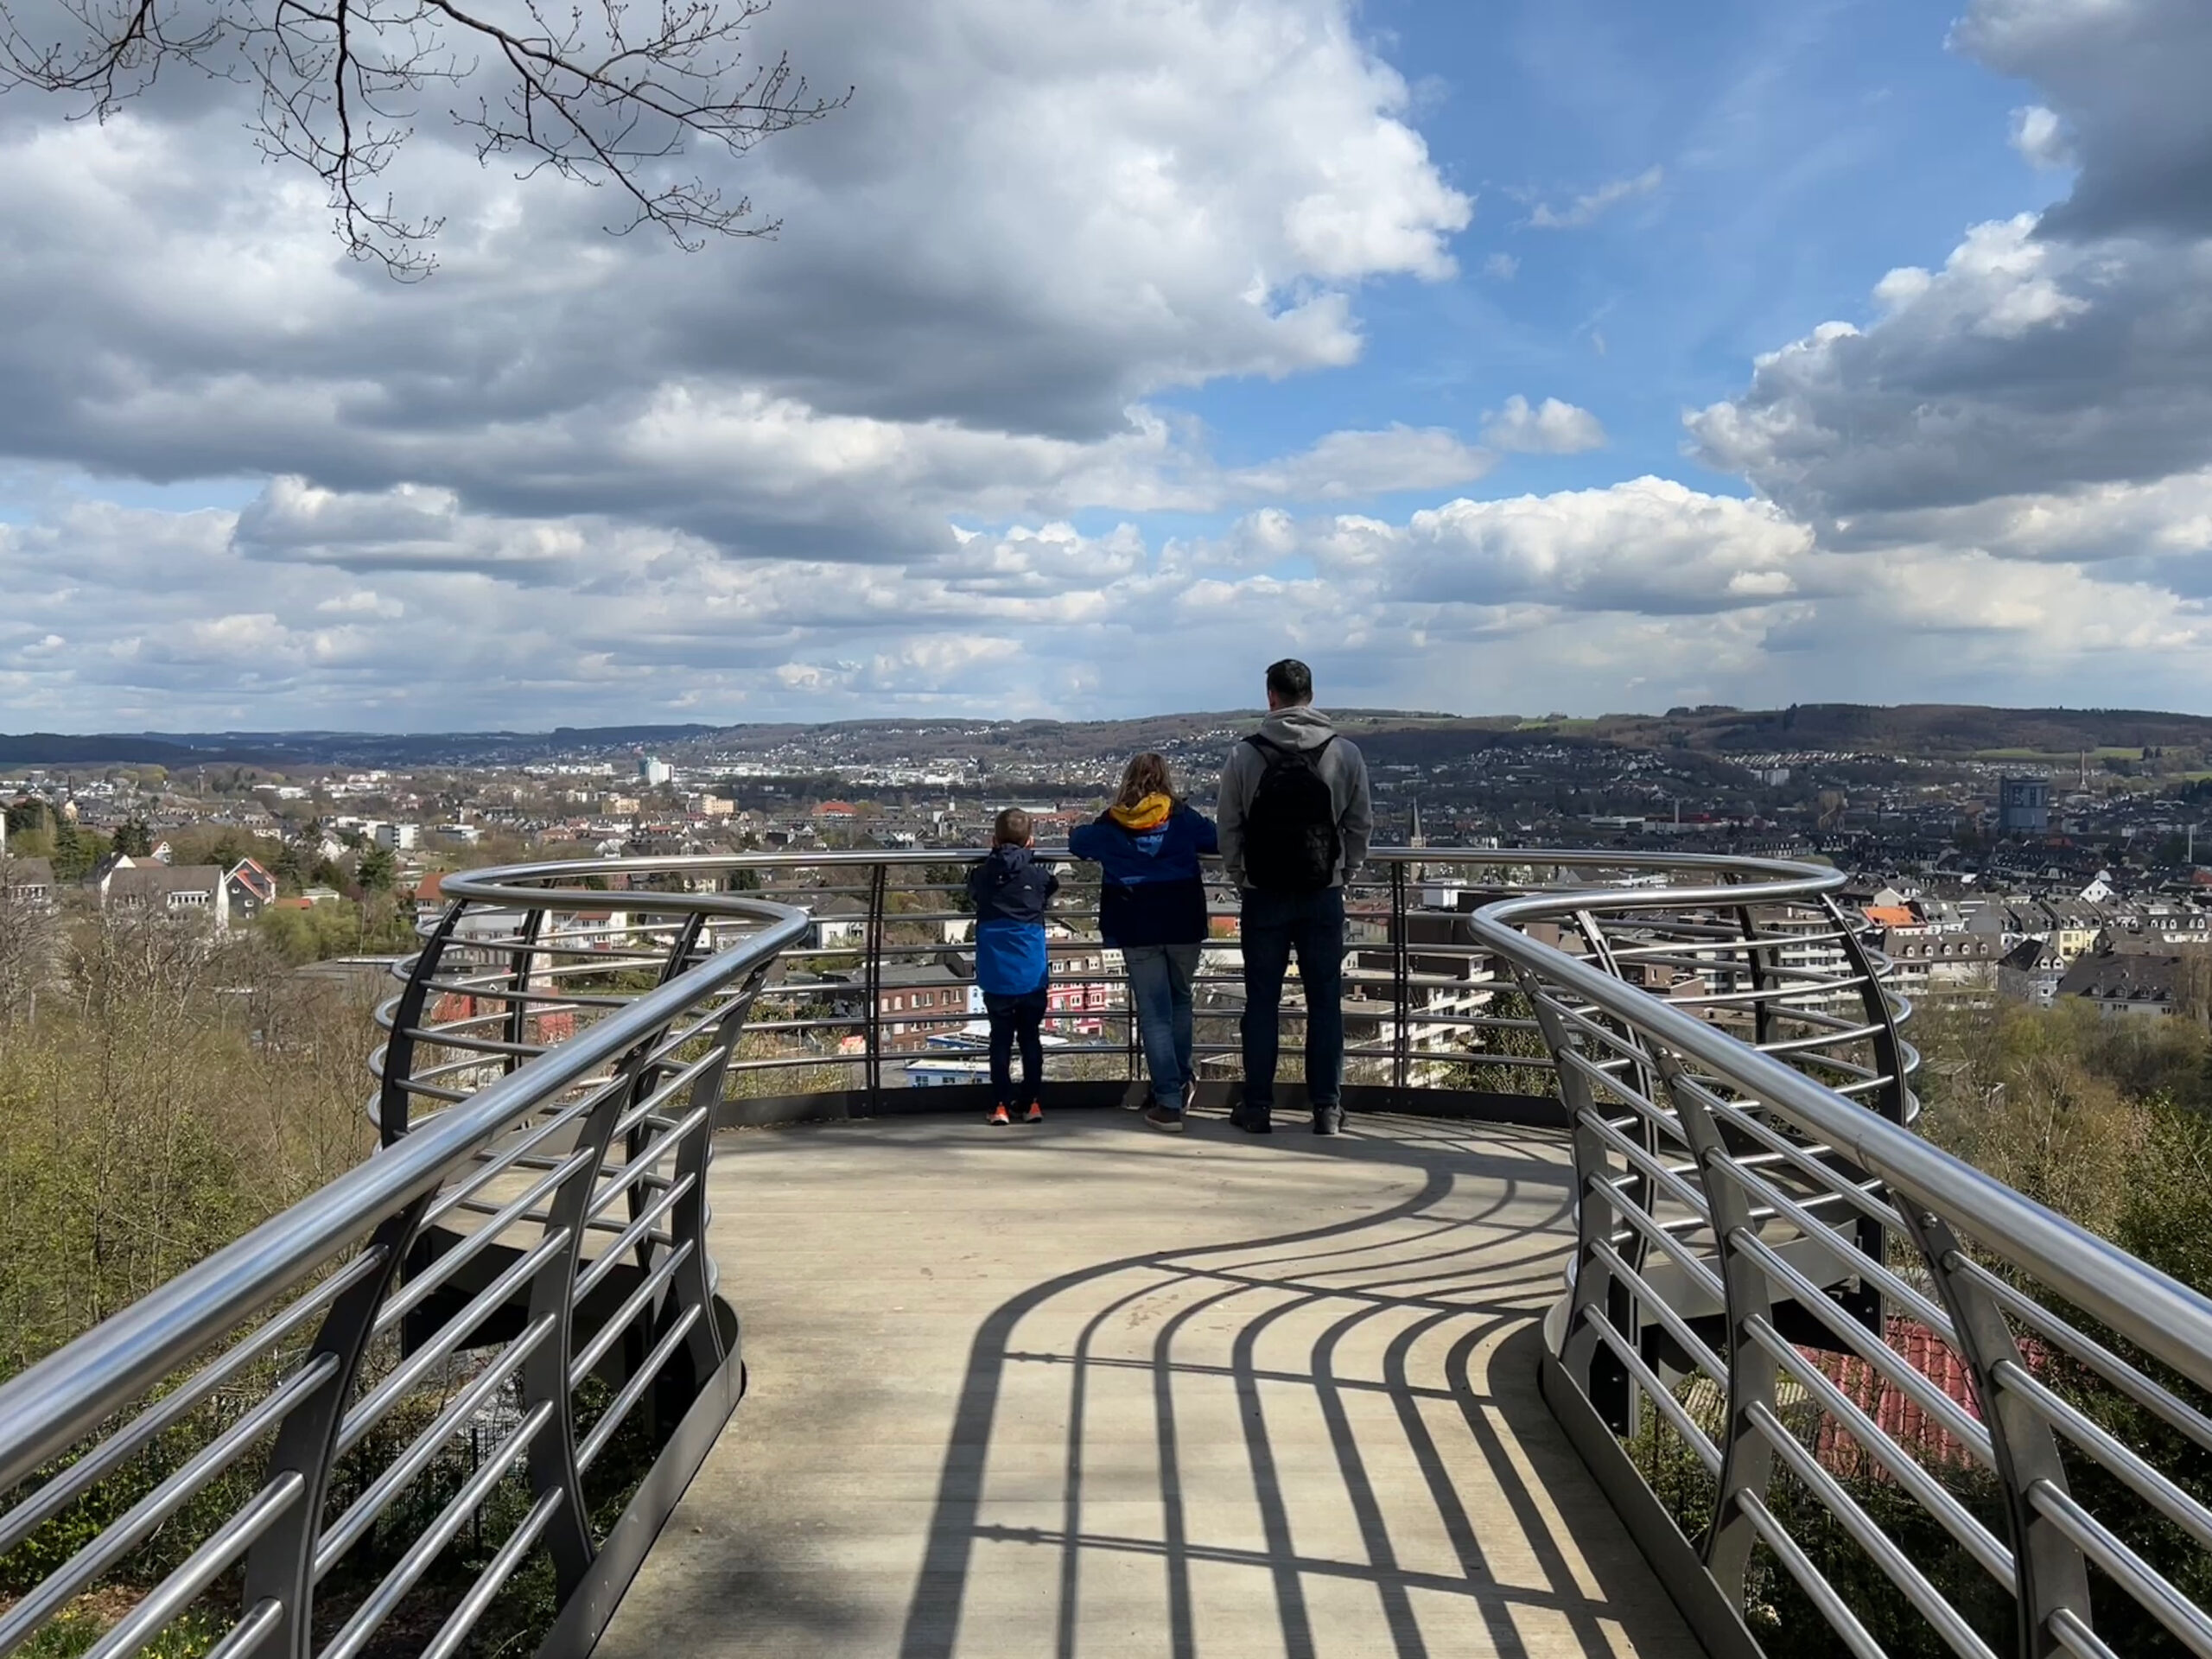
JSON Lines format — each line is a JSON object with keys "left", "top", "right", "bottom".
{"left": 503, "top": 906, "right": 549, "bottom": 1075}
{"left": 377, "top": 906, "right": 463, "bottom": 1145}
{"left": 1895, "top": 1204, "right": 2094, "bottom": 1657}
{"left": 667, "top": 963, "right": 776, "bottom": 1386}
{"left": 864, "top": 862, "right": 887, "bottom": 1111}
{"left": 526, "top": 1053, "right": 645, "bottom": 1592}
{"left": 1830, "top": 893, "right": 1910, "bottom": 1338}
{"left": 1525, "top": 974, "right": 1633, "bottom": 1430}
{"left": 1390, "top": 862, "right": 1410, "bottom": 1102}
{"left": 240, "top": 1202, "right": 428, "bottom": 1659}
{"left": 1663, "top": 1057, "right": 1777, "bottom": 1602}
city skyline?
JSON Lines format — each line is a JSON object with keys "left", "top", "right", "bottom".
{"left": 3, "top": 0, "right": 2209, "bottom": 728}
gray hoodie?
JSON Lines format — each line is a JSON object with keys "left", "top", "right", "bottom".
{"left": 1217, "top": 704, "right": 1374, "bottom": 890}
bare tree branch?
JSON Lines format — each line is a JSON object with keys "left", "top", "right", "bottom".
{"left": 0, "top": 0, "right": 845, "bottom": 276}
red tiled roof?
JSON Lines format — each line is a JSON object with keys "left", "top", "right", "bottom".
{"left": 1803, "top": 1317, "right": 2045, "bottom": 1479}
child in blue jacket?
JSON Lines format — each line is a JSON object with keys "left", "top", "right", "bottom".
{"left": 968, "top": 807, "right": 1059, "bottom": 1124}
{"left": 1070, "top": 753, "right": 1218, "bottom": 1133}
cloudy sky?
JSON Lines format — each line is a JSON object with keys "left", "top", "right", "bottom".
{"left": 2, "top": 0, "right": 2209, "bottom": 729}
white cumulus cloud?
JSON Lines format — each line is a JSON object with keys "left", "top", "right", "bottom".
{"left": 1481, "top": 396, "right": 1607, "bottom": 454}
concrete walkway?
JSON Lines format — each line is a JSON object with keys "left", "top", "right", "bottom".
{"left": 594, "top": 1110, "right": 1701, "bottom": 1659}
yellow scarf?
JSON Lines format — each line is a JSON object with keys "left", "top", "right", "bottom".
{"left": 1108, "top": 792, "right": 1173, "bottom": 831}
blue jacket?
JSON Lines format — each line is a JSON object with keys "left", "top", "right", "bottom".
{"left": 1069, "top": 804, "right": 1218, "bottom": 948}
{"left": 967, "top": 845, "right": 1058, "bottom": 995}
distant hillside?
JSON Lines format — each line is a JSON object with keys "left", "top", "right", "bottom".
{"left": 3, "top": 704, "right": 2209, "bottom": 771}
{"left": 0, "top": 724, "right": 723, "bottom": 767}
{"left": 0, "top": 733, "right": 229, "bottom": 766}
{"left": 1579, "top": 704, "right": 2212, "bottom": 758}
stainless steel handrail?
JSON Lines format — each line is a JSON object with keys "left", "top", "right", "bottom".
{"left": 1471, "top": 880, "right": 2212, "bottom": 1656}
{"left": 373, "top": 846, "right": 1873, "bottom": 1131}
{"left": 0, "top": 879, "right": 807, "bottom": 1659}
{"left": 0, "top": 893, "right": 808, "bottom": 1486}
{"left": 1473, "top": 887, "right": 2212, "bottom": 1386}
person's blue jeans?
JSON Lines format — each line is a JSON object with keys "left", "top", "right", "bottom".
{"left": 1239, "top": 887, "right": 1345, "bottom": 1111}
{"left": 1124, "top": 942, "right": 1202, "bottom": 1109}
{"left": 985, "top": 986, "right": 1048, "bottom": 1106}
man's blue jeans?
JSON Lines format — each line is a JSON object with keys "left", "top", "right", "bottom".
{"left": 1123, "top": 942, "right": 1202, "bottom": 1109}
{"left": 1239, "top": 887, "right": 1345, "bottom": 1111}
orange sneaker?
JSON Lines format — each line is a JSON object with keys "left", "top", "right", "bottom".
{"left": 1025, "top": 1102, "right": 1044, "bottom": 1123}
{"left": 989, "top": 1104, "right": 1011, "bottom": 1126}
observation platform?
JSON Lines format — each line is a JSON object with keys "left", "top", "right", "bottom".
{"left": 595, "top": 1111, "right": 1697, "bottom": 1659}
{"left": 11, "top": 847, "right": 2212, "bottom": 1659}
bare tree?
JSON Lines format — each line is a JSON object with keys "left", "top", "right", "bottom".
{"left": 0, "top": 0, "right": 846, "bottom": 276}
{"left": 0, "top": 876, "right": 60, "bottom": 1021}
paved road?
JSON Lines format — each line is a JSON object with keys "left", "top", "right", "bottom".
{"left": 593, "top": 1109, "right": 1700, "bottom": 1659}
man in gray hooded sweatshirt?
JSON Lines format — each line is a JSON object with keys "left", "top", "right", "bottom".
{"left": 1217, "top": 658, "right": 1373, "bottom": 1135}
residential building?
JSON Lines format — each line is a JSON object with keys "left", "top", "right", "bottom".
{"left": 226, "top": 857, "right": 277, "bottom": 923}
{"left": 875, "top": 963, "right": 981, "bottom": 1052}
{"left": 1878, "top": 932, "right": 1999, "bottom": 1001}
{"left": 2056, "top": 948, "right": 2190, "bottom": 1019}
{"left": 1997, "top": 938, "right": 2064, "bottom": 1007}
{"left": 1, "top": 855, "right": 56, "bottom": 907}
{"left": 101, "top": 864, "right": 231, "bottom": 930}
{"left": 810, "top": 895, "right": 868, "bottom": 950}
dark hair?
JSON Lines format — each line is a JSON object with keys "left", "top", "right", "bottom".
{"left": 992, "top": 807, "right": 1033, "bottom": 848}
{"left": 1265, "top": 658, "right": 1313, "bottom": 704}
{"left": 1115, "top": 753, "right": 1175, "bottom": 809}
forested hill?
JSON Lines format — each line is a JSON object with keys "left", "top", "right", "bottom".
{"left": 1580, "top": 704, "right": 2212, "bottom": 757}
{"left": 3, "top": 703, "right": 2211, "bottom": 768}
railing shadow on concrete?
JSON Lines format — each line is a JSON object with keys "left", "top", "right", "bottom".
{"left": 880, "top": 1114, "right": 1690, "bottom": 1659}
{"left": 7, "top": 845, "right": 2212, "bottom": 1659}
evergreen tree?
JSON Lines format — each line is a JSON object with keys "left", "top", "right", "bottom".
{"left": 356, "top": 843, "right": 397, "bottom": 893}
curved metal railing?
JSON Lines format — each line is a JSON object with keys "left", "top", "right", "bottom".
{"left": 13, "top": 838, "right": 2211, "bottom": 1659}
{"left": 1473, "top": 879, "right": 2212, "bottom": 1659}
{"left": 372, "top": 847, "right": 1903, "bottom": 1132}
{"left": 0, "top": 868, "right": 807, "bottom": 1659}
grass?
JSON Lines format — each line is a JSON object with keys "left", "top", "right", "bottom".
{"left": 7, "top": 1594, "right": 219, "bottom": 1659}
{"left": 1967, "top": 746, "right": 2145, "bottom": 762}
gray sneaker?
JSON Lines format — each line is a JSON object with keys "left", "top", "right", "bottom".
{"left": 1312, "top": 1103, "right": 1344, "bottom": 1136}
{"left": 1144, "top": 1105, "right": 1186, "bottom": 1134}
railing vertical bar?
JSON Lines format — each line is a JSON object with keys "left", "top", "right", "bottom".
{"left": 1391, "top": 862, "right": 1410, "bottom": 1100}
{"left": 503, "top": 905, "right": 550, "bottom": 1076}
{"left": 242, "top": 1205, "right": 427, "bottom": 1659}
{"left": 865, "top": 861, "right": 887, "bottom": 1112}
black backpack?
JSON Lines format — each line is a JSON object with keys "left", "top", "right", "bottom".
{"left": 1242, "top": 734, "right": 1340, "bottom": 892}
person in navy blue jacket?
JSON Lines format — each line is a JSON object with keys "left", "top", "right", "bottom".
{"left": 1070, "top": 753, "right": 1219, "bottom": 1134}
{"left": 968, "top": 807, "right": 1059, "bottom": 1125}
